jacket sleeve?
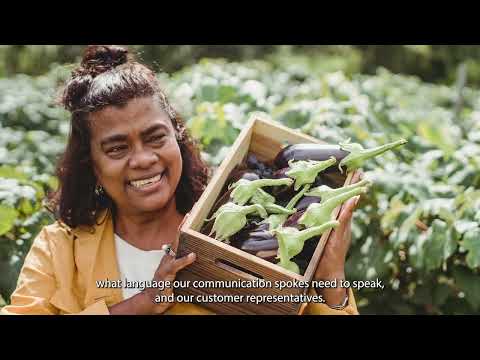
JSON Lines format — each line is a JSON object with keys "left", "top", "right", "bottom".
{"left": 300, "top": 287, "right": 359, "bottom": 315}
{"left": 0, "top": 227, "right": 109, "bottom": 315}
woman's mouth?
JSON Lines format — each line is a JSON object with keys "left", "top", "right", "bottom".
{"left": 128, "top": 172, "right": 165, "bottom": 191}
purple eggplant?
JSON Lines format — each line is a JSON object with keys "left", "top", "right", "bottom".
{"left": 275, "top": 139, "right": 408, "bottom": 174}
{"left": 229, "top": 169, "right": 261, "bottom": 183}
{"left": 270, "top": 160, "right": 345, "bottom": 194}
{"left": 268, "top": 167, "right": 294, "bottom": 199}
{"left": 240, "top": 237, "right": 279, "bottom": 253}
{"left": 295, "top": 196, "right": 320, "bottom": 212}
{"left": 315, "top": 172, "right": 346, "bottom": 188}
{"left": 274, "top": 144, "right": 349, "bottom": 169}
{"left": 231, "top": 222, "right": 279, "bottom": 254}
{"left": 246, "top": 153, "right": 275, "bottom": 178}
{"left": 202, "top": 170, "right": 260, "bottom": 235}
{"left": 283, "top": 210, "right": 306, "bottom": 228}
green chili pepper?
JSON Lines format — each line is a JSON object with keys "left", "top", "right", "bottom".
{"left": 298, "top": 186, "right": 367, "bottom": 228}
{"left": 274, "top": 220, "right": 340, "bottom": 274}
{"left": 305, "top": 179, "right": 371, "bottom": 201}
{"left": 338, "top": 138, "right": 407, "bottom": 173}
{"left": 207, "top": 202, "right": 268, "bottom": 241}
{"left": 286, "top": 157, "right": 336, "bottom": 191}
{"left": 263, "top": 184, "right": 311, "bottom": 231}
{"left": 229, "top": 178, "right": 294, "bottom": 206}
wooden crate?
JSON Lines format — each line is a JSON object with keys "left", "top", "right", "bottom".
{"left": 176, "top": 117, "right": 356, "bottom": 314}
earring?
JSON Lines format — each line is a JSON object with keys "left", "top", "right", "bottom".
{"left": 176, "top": 128, "right": 185, "bottom": 141}
{"left": 95, "top": 184, "right": 104, "bottom": 196}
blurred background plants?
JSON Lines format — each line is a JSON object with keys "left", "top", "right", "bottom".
{"left": 1, "top": 45, "right": 479, "bottom": 314}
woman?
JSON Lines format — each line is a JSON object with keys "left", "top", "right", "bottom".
{"left": 1, "top": 45, "right": 359, "bottom": 315}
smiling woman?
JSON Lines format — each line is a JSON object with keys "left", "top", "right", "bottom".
{"left": 1, "top": 45, "right": 359, "bottom": 315}
{"left": 51, "top": 46, "right": 208, "bottom": 228}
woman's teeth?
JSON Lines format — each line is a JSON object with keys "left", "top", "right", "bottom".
{"left": 129, "top": 174, "right": 162, "bottom": 188}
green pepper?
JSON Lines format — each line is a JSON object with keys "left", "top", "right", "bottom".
{"left": 298, "top": 186, "right": 368, "bottom": 228}
{"left": 338, "top": 138, "right": 407, "bottom": 173}
{"left": 229, "top": 178, "right": 294, "bottom": 206}
{"left": 305, "top": 179, "right": 371, "bottom": 201}
{"left": 274, "top": 220, "right": 340, "bottom": 274}
{"left": 286, "top": 157, "right": 336, "bottom": 191}
{"left": 207, "top": 202, "right": 268, "bottom": 241}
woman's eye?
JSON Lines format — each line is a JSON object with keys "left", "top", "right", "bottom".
{"left": 149, "top": 134, "right": 165, "bottom": 143}
{"left": 107, "top": 146, "right": 127, "bottom": 155}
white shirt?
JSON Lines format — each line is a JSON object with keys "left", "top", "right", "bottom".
{"left": 114, "top": 233, "right": 165, "bottom": 300}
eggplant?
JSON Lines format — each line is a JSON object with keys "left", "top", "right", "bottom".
{"left": 273, "top": 220, "right": 339, "bottom": 274}
{"left": 229, "top": 169, "right": 261, "bottom": 183}
{"left": 231, "top": 222, "right": 279, "bottom": 253}
{"left": 275, "top": 139, "right": 408, "bottom": 174}
{"left": 283, "top": 210, "right": 306, "bottom": 228}
{"left": 246, "top": 153, "right": 275, "bottom": 178}
{"left": 271, "top": 164, "right": 345, "bottom": 199}
{"left": 295, "top": 196, "right": 320, "bottom": 212}
{"left": 201, "top": 170, "right": 261, "bottom": 236}
{"left": 269, "top": 167, "right": 295, "bottom": 199}
{"left": 315, "top": 172, "right": 347, "bottom": 189}
{"left": 207, "top": 202, "right": 268, "bottom": 241}
{"left": 274, "top": 144, "right": 349, "bottom": 169}
{"left": 240, "top": 237, "right": 279, "bottom": 253}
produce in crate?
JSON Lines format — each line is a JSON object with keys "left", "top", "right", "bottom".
{"left": 274, "top": 221, "right": 340, "bottom": 274}
{"left": 232, "top": 223, "right": 278, "bottom": 254}
{"left": 305, "top": 179, "right": 372, "bottom": 201}
{"left": 298, "top": 186, "right": 368, "bottom": 228}
{"left": 229, "top": 178, "right": 293, "bottom": 205}
{"left": 207, "top": 202, "right": 268, "bottom": 241}
{"left": 337, "top": 138, "right": 407, "bottom": 172}
{"left": 274, "top": 138, "right": 408, "bottom": 173}
{"left": 201, "top": 135, "right": 406, "bottom": 275}
{"left": 274, "top": 143, "right": 349, "bottom": 169}
{"left": 285, "top": 157, "right": 337, "bottom": 190}
{"left": 250, "top": 188, "right": 295, "bottom": 215}
{"left": 263, "top": 184, "right": 311, "bottom": 231}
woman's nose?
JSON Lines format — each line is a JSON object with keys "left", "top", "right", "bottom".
{"left": 128, "top": 148, "right": 159, "bottom": 169}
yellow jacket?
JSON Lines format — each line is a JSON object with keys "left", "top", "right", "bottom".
{"left": 1, "top": 210, "right": 358, "bottom": 315}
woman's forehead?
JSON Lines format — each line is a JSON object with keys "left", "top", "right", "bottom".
{"left": 89, "top": 97, "right": 173, "bottom": 139}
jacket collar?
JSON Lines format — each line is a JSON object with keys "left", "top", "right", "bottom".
{"left": 71, "top": 209, "right": 124, "bottom": 307}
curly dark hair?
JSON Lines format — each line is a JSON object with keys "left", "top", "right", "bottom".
{"left": 48, "top": 45, "right": 209, "bottom": 228}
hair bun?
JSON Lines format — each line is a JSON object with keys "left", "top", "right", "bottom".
{"left": 80, "top": 45, "right": 129, "bottom": 76}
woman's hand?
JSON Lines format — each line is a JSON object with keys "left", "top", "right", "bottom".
{"left": 109, "top": 213, "right": 196, "bottom": 315}
{"left": 138, "top": 250, "right": 196, "bottom": 315}
{"left": 313, "top": 172, "right": 362, "bottom": 307}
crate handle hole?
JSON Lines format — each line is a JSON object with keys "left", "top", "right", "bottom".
{"left": 214, "top": 259, "right": 264, "bottom": 281}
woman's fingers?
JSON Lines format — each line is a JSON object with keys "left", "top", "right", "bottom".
{"left": 351, "top": 170, "right": 364, "bottom": 184}
{"left": 339, "top": 196, "right": 359, "bottom": 222}
{"left": 154, "top": 252, "right": 196, "bottom": 282}
{"left": 333, "top": 196, "right": 358, "bottom": 237}
{"left": 171, "top": 252, "right": 196, "bottom": 274}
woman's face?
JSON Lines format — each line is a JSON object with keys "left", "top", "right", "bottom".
{"left": 89, "top": 96, "right": 183, "bottom": 215}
